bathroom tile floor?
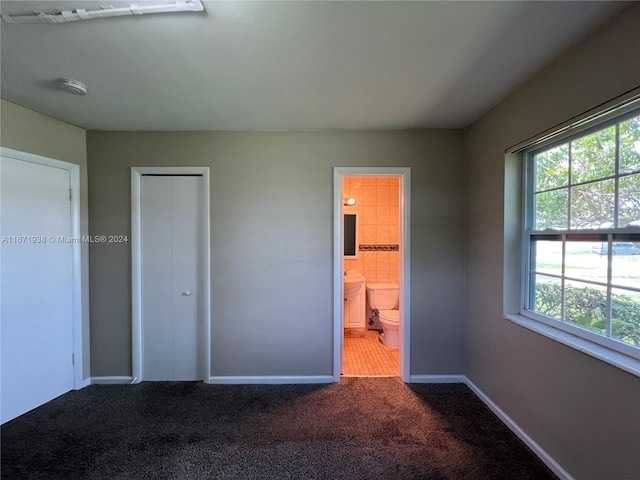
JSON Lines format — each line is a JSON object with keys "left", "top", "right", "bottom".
{"left": 343, "top": 329, "right": 399, "bottom": 376}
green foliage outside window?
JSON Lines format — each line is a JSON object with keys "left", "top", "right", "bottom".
{"left": 534, "top": 281, "right": 640, "bottom": 346}
{"left": 534, "top": 115, "right": 640, "bottom": 230}
{"left": 620, "top": 116, "right": 640, "bottom": 174}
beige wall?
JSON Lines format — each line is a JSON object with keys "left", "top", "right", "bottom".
{"left": 465, "top": 5, "right": 640, "bottom": 479}
{"left": 86, "top": 130, "right": 465, "bottom": 377}
{"left": 0, "top": 99, "right": 90, "bottom": 379}
{"left": 343, "top": 176, "right": 400, "bottom": 284}
{"left": 1, "top": 100, "right": 86, "bottom": 165}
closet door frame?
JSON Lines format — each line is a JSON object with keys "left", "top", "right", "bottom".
{"left": 131, "top": 167, "right": 211, "bottom": 383}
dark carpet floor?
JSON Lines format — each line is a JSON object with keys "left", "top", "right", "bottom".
{"left": 1, "top": 378, "right": 557, "bottom": 479}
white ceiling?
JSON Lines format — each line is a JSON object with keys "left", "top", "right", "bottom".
{"left": 0, "top": 1, "right": 629, "bottom": 131}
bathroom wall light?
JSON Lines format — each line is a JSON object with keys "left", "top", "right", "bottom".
{"left": 344, "top": 198, "right": 356, "bottom": 206}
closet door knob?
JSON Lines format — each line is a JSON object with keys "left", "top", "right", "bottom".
{"left": 182, "top": 291, "right": 192, "bottom": 296}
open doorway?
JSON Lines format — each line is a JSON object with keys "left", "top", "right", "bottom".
{"left": 333, "top": 167, "right": 411, "bottom": 382}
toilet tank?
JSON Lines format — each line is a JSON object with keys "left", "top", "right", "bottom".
{"left": 366, "top": 283, "right": 399, "bottom": 310}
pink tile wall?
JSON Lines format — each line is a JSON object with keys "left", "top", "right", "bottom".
{"left": 344, "top": 176, "right": 400, "bottom": 284}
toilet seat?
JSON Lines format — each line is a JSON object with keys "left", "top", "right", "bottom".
{"left": 379, "top": 309, "right": 399, "bottom": 323}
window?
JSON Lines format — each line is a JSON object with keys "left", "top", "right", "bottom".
{"left": 523, "top": 109, "right": 640, "bottom": 360}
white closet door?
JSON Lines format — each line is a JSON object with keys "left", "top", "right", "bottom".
{"left": 141, "top": 175, "right": 201, "bottom": 380}
{"left": 1, "top": 156, "right": 74, "bottom": 423}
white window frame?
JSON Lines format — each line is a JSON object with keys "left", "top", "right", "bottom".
{"left": 521, "top": 106, "right": 640, "bottom": 361}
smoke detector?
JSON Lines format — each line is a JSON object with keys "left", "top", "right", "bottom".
{"left": 58, "top": 78, "right": 87, "bottom": 95}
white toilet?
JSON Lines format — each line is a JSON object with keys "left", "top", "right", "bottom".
{"left": 366, "top": 283, "right": 400, "bottom": 348}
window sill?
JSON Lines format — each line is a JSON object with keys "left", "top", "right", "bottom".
{"left": 503, "top": 314, "right": 640, "bottom": 379}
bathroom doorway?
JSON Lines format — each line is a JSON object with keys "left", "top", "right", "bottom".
{"left": 333, "top": 168, "right": 411, "bottom": 382}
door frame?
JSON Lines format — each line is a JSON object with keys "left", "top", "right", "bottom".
{"left": 131, "top": 167, "right": 211, "bottom": 383}
{"left": 333, "top": 167, "right": 411, "bottom": 382}
{"left": 0, "top": 146, "right": 86, "bottom": 389}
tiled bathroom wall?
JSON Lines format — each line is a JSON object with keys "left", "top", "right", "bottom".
{"left": 343, "top": 176, "right": 400, "bottom": 283}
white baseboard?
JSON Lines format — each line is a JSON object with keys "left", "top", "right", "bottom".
{"left": 409, "top": 375, "right": 467, "bottom": 383}
{"left": 208, "top": 375, "right": 334, "bottom": 384}
{"left": 90, "top": 376, "right": 135, "bottom": 385}
{"left": 464, "top": 378, "right": 573, "bottom": 480}
{"left": 74, "top": 378, "right": 92, "bottom": 389}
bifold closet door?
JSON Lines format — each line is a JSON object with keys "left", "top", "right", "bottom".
{"left": 1, "top": 156, "right": 74, "bottom": 423}
{"left": 141, "top": 175, "right": 202, "bottom": 380}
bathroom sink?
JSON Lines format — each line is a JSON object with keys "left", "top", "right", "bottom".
{"left": 344, "top": 273, "right": 365, "bottom": 294}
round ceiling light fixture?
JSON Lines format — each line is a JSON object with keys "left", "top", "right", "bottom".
{"left": 58, "top": 78, "right": 87, "bottom": 95}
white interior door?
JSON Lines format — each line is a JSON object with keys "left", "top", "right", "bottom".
{"left": 1, "top": 156, "right": 74, "bottom": 423}
{"left": 141, "top": 175, "right": 202, "bottom": 380}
